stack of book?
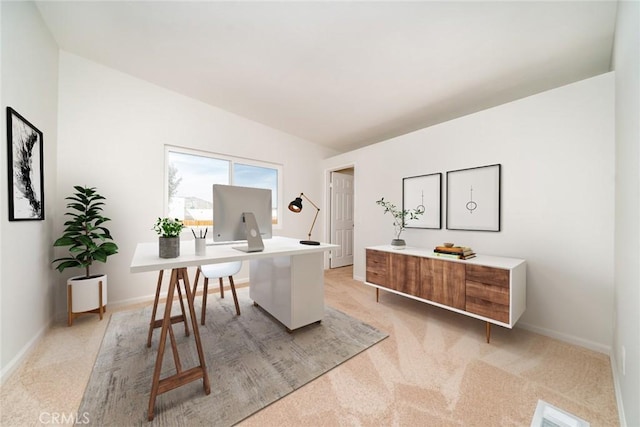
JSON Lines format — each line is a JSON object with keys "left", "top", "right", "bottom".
{"left": 433, "top": 245, "right": 476, "bottom": 260}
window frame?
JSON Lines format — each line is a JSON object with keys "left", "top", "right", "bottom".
{"left": 164, "top": 145, "right": 283, "bottom": 228}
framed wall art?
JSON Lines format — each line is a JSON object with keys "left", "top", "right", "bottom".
{"left": 6, "top": 107, "right": 44, "bottom": 221}
{"left": 402, "top": 172, "right": 441, "bottom": 229}
{"left": 446, "top": 164, "right": 500, "bottom": 231}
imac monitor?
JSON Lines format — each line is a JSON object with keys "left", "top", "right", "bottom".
{"left": 212, "top": 184, "right": 273, "bottom": 251}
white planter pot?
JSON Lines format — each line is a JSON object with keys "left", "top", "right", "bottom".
{"left": 67, "top": 274, "right": 107, "bottom": 326}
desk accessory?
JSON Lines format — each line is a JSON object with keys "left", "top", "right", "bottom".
{"left": 288, "top": 192, "right": 321, "bottom": 245}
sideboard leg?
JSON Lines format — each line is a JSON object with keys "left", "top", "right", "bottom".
{"left": 486, "top": 322, "right": 491, "bottom": 343}
{"left": 376, "top": 288, "right": 379, "bottom": 303}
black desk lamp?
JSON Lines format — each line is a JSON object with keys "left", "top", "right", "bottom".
{"left": 288, "top": 193, "right": 320, "bottom": 245}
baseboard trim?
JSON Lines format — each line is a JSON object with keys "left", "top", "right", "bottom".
{"left": 516, "top": 322, "right": 611, "bottom": 355}
{"left": 106, "top": 277, "right": 251, "bottom": 311}
{"left": 54, "top": 277, "right": 251, "bottom": 319}
{"left": 609, "top": 355, "right": 628, "bottom": 427}
{"left": 0, "top": 319, "right": 52, "bottom": 385}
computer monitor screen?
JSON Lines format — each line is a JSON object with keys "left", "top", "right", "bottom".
{"left": 212, "top": 184, "right": 273, "bottom": 242}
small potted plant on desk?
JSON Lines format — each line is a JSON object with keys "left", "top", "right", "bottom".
{"left": 153, "top": 217, "right": 185, "bottom": 258}
{"left": 376, "top": 197, "right": 424, "bottom": 249}
{"left": 52, "top": 186, "right": 119, "bottom": 326}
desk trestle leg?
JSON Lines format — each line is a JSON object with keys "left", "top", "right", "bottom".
{"left": 147, "top": 268, "right": 210, "bottom": 421}
{"left": 147, "top": 270, "right": 191, "bottom": 348}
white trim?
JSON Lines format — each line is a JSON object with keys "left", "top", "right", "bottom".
{"left": 324, "top": 162, "right": 357, "bottom": 269}
{"left": 0, "top": 319, "right": 52, "bottom": 385}
{"left": 164, "top": 145, "right": 284, "bottom": 229}
{"left": 609, "top": 354, "right": 628, "bottom": 427}
{"left": 516, "top": 322, "right": 611, "bottom": 355}
{"left": 107, "top": 277, "right": 251, "bottom": 310}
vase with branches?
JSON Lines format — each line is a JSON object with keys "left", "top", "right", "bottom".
{"left": 376, "top": 197, "right": 423, "bottom": 248}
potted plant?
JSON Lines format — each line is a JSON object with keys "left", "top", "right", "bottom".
{"left": 153, "top": 217, "right": 185, "bottom": 258}
{"left": 53, "top": 186, "right": 119, "bottom": 325}
{"left": 376, "top": 197, "right": 424, "bottom": 248}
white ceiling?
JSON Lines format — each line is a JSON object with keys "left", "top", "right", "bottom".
{"left": 35, "top": 1, "right": 617, "bottom": 153}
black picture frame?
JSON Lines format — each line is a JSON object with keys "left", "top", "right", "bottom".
{"left": 402, "top": 173, "right": 442, "bottom": 229}
{"left": 6, "top": 107, "right": 44, "bottom": 221}
{"left": 446, "top": 164, "right": 501, "bottom": 231}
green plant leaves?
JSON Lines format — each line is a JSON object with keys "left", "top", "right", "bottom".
{"left": 376, "top": 196, "right": 424, "bottom": 239}
{"left": 51, "top": 186, "right": 119, "bottom": 277}
{"left": 152, "top": 217, "right": 185, "bottom": 237}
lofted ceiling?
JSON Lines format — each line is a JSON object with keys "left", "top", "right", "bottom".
{"left": 35, "top": 1, "right": 618, "bottom": 153}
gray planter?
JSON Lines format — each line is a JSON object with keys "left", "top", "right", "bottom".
{"left": 391, "top": 238, "right": 406, "bottom": 249}
{"left": 159, "top": 236, "right": 180, "bottom": 258}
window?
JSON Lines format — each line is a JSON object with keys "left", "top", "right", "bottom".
{"left": 165, "top": 146, "right": 282, "bottom": 227}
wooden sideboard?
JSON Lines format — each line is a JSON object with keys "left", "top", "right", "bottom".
{"left": 365, "top": 246, "right": 526, "bottom": 342}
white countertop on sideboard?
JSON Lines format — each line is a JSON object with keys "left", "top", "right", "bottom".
{"left": 366, "top": 245, "right": 525, "bottom": 270}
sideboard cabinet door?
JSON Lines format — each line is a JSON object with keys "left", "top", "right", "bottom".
{"left": 420, "top": 258, "right": 465, "bottom": 309}
{"left": 389, "top": 253, "right": 421, "bottom": 295}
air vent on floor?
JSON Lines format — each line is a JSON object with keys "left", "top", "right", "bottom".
{"left": 530, "top": 400, "right": 590, "bottom": 427}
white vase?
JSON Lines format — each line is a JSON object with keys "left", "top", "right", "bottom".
{"left": 67, "top": 274, "right": 107, "bottom": 326}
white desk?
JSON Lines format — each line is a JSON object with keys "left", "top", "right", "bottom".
{"left": 130, "top": 236, "right": 337, "bottom": 419}
{"left": 131, "top": 236, "right": 338, "bottom": 330}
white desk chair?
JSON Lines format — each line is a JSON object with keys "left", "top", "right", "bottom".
{"left": 193, "top": 261, "right": 242, "bottom": 325}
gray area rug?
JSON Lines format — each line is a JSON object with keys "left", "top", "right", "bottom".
{"left": 77, "top": 287, "right": 388, "bottom": 426}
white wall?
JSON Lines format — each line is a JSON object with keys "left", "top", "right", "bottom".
{"left": 323, "top": 73, "right": 615, "bottom": 353}
{"left": 612, "top": 1, "right": 640, "bottom": 426}
{"left": 56, "top": 52, "right": 337, "bottom": 313}
{"left": 0, "top": 1, "right": 59, "bottom": 380}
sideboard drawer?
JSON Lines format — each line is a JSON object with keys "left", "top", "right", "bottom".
{"left": 466, "top": 264, "right": 509, "bottom": 288}
{"left": 366, "top": 249, "right": 389, "bottom": 286}
{"left": 466, "top": 280, "right": 510, "bottom": 323}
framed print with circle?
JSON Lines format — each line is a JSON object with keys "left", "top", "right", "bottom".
{"left": 6, "top": 107, "right": 44, "bottom": 221}
{"left": 402, "top": 172, "right": 441, "bottom": 229}
{"left": 446, "top": 164, "right": 500, "bottom": 231}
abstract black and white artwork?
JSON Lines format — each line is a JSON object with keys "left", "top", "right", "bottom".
{"left": 7, "top": 107, "right": 44, "bottom": 221}
{"left": 446, "top": 164, "right": 500, "bottom": 231}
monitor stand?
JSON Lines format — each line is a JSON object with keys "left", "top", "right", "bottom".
{"left": 232, "top": 212, "right": 264, "bottom": 253}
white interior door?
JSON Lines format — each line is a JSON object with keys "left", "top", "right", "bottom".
{"left": 330, "top": 171, "right": 354, "bottom": 268}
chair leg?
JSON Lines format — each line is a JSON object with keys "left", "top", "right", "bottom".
{"left": 218, "top": 277, "right": 224, "bottom": 298}
{"left": 201, "top": 278, "right": 209, "bottom": 325}
{"left": 228, "top": 276, "right": 241, "bottom": 316}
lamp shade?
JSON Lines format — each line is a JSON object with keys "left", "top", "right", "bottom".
{"left": 288, "top": 197, "right": 303, "bottom": 213}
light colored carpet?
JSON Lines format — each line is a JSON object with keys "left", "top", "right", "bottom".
{"left": 76, "top": 287, "right": 388, "bottom": 426}
{"left": 0, "top": 267, "right": 619, "bottom": 426}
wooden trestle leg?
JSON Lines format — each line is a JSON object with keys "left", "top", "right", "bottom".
{"left": 147, "top": 270, "right": 191, "bottom": 348}
{"left": 147, "top": 268, "right": 210, "bottom": 421}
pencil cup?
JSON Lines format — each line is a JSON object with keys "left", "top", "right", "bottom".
{"left": 195, "top": 238, "right": 206, "bottom": 256}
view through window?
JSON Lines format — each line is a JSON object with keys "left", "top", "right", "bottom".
{"left": 166, "top": 147, "right": 281, "bottom": 228}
